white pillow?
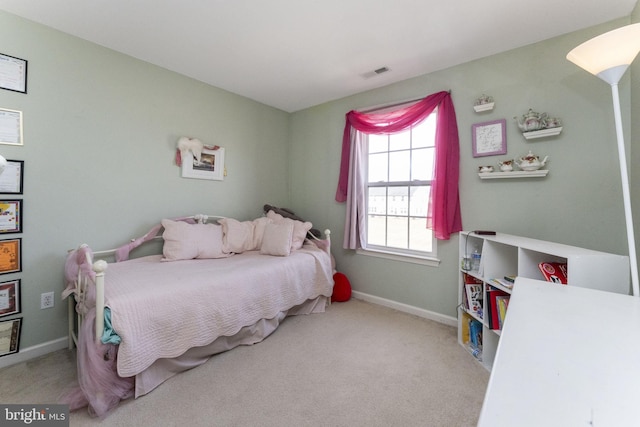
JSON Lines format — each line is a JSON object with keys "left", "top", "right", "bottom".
{"left": 260, "top": 221, "right": 294, "bottom": 256}
{"left": 161, "top": 219, "right": 228, "bottom": 261}
{"left": 266, "top": 210, "right": 312, "bottom": 251}
{"left": 218, "top": 217, "right": 271, "bottom": 253}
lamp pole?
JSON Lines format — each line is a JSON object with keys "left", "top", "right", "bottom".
{"left": 610, "top": 82, "right": 640, "bottom": 297}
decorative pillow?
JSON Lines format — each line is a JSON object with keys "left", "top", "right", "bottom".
{"left": 260, "top": 221, "right": 294, "bottom": 257}
{"left": 331, "top": 272, "right": 352, "bottom": 302}
{"left": 161, "top": 219, "right": 228, "bottom": 261}
{"left": 218, "top": 217, "right": 271, "bottom": 254}
{"left": 266, "top": 210, "right": 312, "bottom": 251}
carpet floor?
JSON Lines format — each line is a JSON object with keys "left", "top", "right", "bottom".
{"left": 0, "top": 299, "right": 489, "bottom": 426}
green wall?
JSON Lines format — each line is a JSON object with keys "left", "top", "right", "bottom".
{"left": 0, "top": 11, "right": 290, "bottom": 354}
{"left": 289, "top": 17, "right": 636, "bottom": 318}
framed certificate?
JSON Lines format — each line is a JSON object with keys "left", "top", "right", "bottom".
{"left": 0, "top": 238, "right": 21, "bottom": 275}
{"left": 0, "top": 160, "right": 24, "bottom": 194}
{"left": 0, "top": 108, "right": 23, "bottom": 146}
{"left": 0, "top": 200, "right": 21, "bottom": 234}
{"left": 0, "top": 279, "right": 20, "bottom": 318}
{"left": 472, "top": 119, "right": 507, "bottom": 157}
{"left": 0, "top": 317, "right": 21, "bottom": 357}
{"left": 0, "top": 53, "right": 27, "bottom": 94}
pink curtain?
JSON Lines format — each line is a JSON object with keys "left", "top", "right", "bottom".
{"left": 336, "top": 90, "right": 462, "bottom": 242}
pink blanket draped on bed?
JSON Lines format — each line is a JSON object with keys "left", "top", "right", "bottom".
{"left": 105, "top": 244, "right": 333, "bottom": 377}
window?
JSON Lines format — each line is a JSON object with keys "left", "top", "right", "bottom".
{"left": 363, "top": 111, "right": 437, "bottom": 259}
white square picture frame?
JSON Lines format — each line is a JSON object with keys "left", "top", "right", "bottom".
{"left": 181, "top": 147, "right": 225, "bottom": 181}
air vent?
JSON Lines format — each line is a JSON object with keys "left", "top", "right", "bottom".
{"left": 361, "top": 66, "right": 391, "bottom": 79}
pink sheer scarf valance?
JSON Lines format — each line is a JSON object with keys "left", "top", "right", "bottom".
{"left": 335, "top": 90, "right": 462, "bottom": 240}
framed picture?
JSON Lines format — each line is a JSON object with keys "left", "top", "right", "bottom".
{"left": 0, "top": 160, "right": 24, "bottom": 194}
{"left": 0, "top": 200, "right": 21, "bottom": 234}
{"left": 0, "top": 279, "right": 20, "bottom": 318}
{"left": 0, "top": 238, "right": 20, "bottom": 275}
{"left": 181, "top": 147, "right": 225, "bottom": 181}
{"left": 472, "top": 119, "right": 507, "bottom": 157}
{"left": 0, "top": 317, "right": 21, "bottom": 357}
{"left": 0, "top": 53, "right": 27, "bottom": 94}
{"left": 0, "top": 108, "right": 23, "bottom": 146}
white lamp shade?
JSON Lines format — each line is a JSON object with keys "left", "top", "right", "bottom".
{"left": 567, "top": 23, "right": 640, "bottom": 84}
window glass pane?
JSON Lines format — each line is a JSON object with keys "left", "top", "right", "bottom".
{"left": 367, "top": 215, "right": 386, "bottom": 246}
{"left": 387, "top": 216, "right": 408, "bottom": 249}
{"left": 409, "top": 186, "right": 430, "bottom": 216}
{"left": 409, "top": 218, "right": 433, "bottom": 251}
{"left": 388, "top": 150, "right": 410, "bottom": 182}
{"left": 411, "top": 148, "right": 434, "bottom": 181}
{"left": 390, "top": 128, "right": 411, "bottom": 151}
{"left": 388, "top": 186, "right": 408, "bottom": 216}
{"left": 368, "top": 152, "right": 388, "bottom": 183}
{"left": 412, "top": 115, "right": 437, "bottom": 148}
{"left": 369, "top": 133, "right": 388, "bottom": 153}
{"left": 368, "top": 187, "right": 387, "bottom": 215}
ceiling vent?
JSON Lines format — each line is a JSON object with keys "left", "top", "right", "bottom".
{"left": 361, "top": 66, "right": 391, "bottom": 79}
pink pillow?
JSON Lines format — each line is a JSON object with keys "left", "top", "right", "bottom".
{"left": 218, "top": 217, "right": 271, "bottom": 254}
{"left": 161, "top": 219, "right": 228, "bottom": 261}
{"left": 260, "top": 221, "right": 294, "bottom": 256}
{"left": 266, "top": 210, "right": 312, "bottom": 250}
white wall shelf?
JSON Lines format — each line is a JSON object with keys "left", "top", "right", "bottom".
{"left": 522, "top": 127, "right": 562, "bottom": 140}
{"left": 473, "top": 102, "right": 494, "bottom": 113}
{"left": 458, "top": 231, "right": 629, "bottom": 371}
{"left": 478, "top": 170, "right": 548, "bottom": 179}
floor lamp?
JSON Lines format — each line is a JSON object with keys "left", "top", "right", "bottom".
{"left": 567, "top": 23, "right": 640, "bottom": 297}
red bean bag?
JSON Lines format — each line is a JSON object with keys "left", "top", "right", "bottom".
{"left": 331, "top": 272, "right": 351, "bottom": 302}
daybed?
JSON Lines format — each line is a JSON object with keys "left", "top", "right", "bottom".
{"left": 62, "top": 212, "right": 334, "bottom": 417}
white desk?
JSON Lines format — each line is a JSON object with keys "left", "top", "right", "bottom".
{"left": 477, "top": 277, "right": 640, "bottom": 427}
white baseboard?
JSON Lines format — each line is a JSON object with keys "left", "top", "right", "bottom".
{"left": 0, "top": 337, "right": 68, "bottom": 369}
{"left": 351, "top": 291, "right": 457, "bottom": 327}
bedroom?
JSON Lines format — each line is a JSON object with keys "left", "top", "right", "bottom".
{"left": 0, "top": 0, "right": 638, "bottom": 424}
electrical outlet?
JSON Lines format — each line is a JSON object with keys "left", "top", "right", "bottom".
{"left": 41, "top": 292, "right": 54, "bottom": 309}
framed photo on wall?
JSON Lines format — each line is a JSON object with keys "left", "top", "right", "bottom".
{"left": 0, "top": 109, "right": 24, "bottom": 146}
{"left": 181, "top": 147, "right": 225, "bottom": 181}
{"left": 0, "top": 317, "right": 21, "bottom": 357}
{"left": 0, "top": 160, "right": 24, "bottom": 194}
{"left": 472, "top": 119, "right": 507, "bottom": 157}
{"left": 0, "top": 279, "right": 20, "bottom": 318}
{"left": 0, "top": 53, "right": 27, "bottom": 94}
{"left": 0, "top": 200, "right": 21, "bottom": 234}
{"left": 0, "top": 238, "right": 21, "bottom": 275}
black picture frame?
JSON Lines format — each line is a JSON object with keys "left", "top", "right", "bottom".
{"left": 0, "top": 317, "right": 21, "bottom": 357}
{"left": 0, "top": 53, "right": 27, "bottom": 94}
{"left": 0, "top": 200, "right": 21, "bottom": 234}
{"left": 0, "top": 279, "right": 20, "bottom": 318}
{"left": 0, "top": 238, "right": 21, "bottom": 275}
{"left": 0, "top": 160, "right": 24, "bottom": 195}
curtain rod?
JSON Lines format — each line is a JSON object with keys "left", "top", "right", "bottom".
{"left": 358, "top": 90, "right": 451, "bottom": 113}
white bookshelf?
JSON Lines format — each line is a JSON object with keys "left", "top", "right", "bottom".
{"left": 458, "top": 231, "right": 630, "bottom": 370}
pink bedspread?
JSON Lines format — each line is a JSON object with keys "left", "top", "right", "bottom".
{"left": 104, "top": 244, "right": 333, "bottom": 377}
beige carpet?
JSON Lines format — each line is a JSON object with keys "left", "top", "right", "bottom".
{"left": 0, "top": 299, "right": 489, "bottom": 426}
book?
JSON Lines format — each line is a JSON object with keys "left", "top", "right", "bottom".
{"left": 468, "top": 318, "right": 483, "bottom": 350}
{"left": 496, "top": 295, "right": 510, "bottom": 329}
{"left": 538, "top": 262, "right": 568, "bottom": 284}
{"left": 489, "top": 278, "right": 513, "bottom": 290}
{"left": 503, "top": 275, "right": 516, "bottom": 284}
{"left": 486, "top": 286, "right": 509, "bottom": 330}
{"left": 465, "top": 284, "right": 483, "bottom": 318}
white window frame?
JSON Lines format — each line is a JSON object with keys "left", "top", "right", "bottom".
{"left": 356, "top": 112, "right": 439, "bottom": 266}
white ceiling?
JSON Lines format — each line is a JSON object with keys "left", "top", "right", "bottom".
{"left": 0, "top": 0, "right": 637, "bottom": 112}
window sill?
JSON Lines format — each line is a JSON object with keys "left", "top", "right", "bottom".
{"left": 356, "top": 248, "right": 440, "bottom": 267}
